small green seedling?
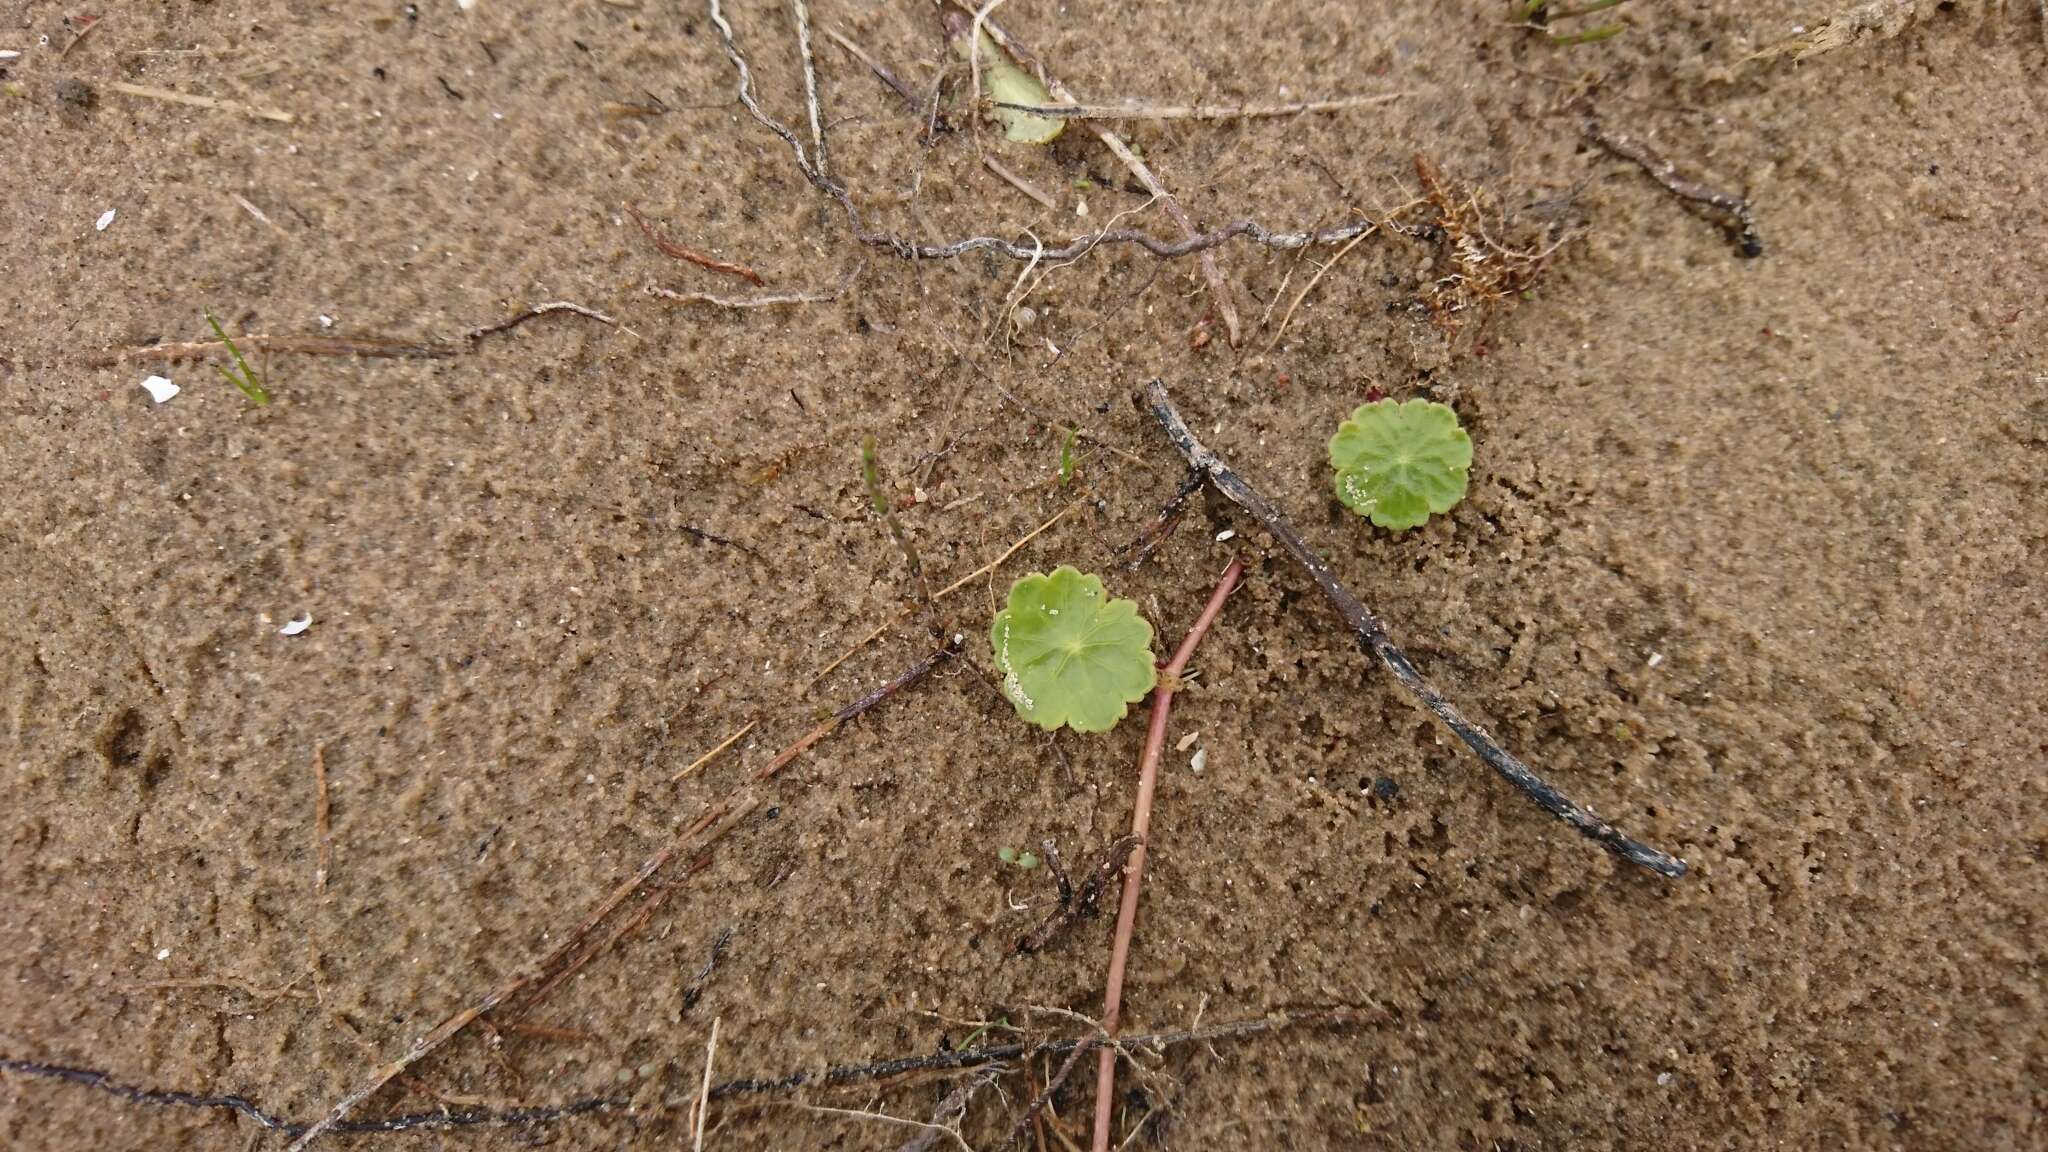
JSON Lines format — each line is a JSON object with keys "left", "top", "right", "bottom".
{"left": 1512, "top": 0, "right": 1629, "bottom": 45}
{"left": 1057, "top": 428, "right": 1078, "bottom": 486}
{"left": 991, "top": 566, "right": 1156, "bottom": 733}
{"left": 996, "top": 846, "right": 1042, "bottom": 870}
{"left": 1328, "top": 398, "right": 1472, "bottom": 531}
{"left": 205, "top": 312, "right": 270, "bottom": 405}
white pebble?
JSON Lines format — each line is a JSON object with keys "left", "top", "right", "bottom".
{"left": 1647, "top": 652, "right": 1664, "bottom": 668}
{"left": 279, "top": 613, "right": 312, "bottom": 636}
{"left": 139, "top": 375, "right": 179, "bottom": 404}
{"left": 155, "top": 948, "right": 171, "bottom": 960}
{"left": 1215, "top": 529, "right": 1236, "bottom": 542}
{"left": 1189, "top": 749, "right": 1207, "bottom": 774}
{"left": 95, "top": 209, "right": 117, "bottom": 232}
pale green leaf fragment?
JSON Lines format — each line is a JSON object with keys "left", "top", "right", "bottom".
{"left": 955, "top": 28, "right": 1065, "bottom": 145}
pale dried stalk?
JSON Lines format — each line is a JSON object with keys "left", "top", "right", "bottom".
{"left": 996, "top": 92, "right": 1405, "bottom": 121}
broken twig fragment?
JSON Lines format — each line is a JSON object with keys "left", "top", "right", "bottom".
{"left": 1586, "top": 120, "right": 1761, "bottom": 257}
{"left": 625, "top": 205, "right": 765, "bottom": 285}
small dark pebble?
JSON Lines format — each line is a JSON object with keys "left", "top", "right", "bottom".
{"left": 56, "top": 77, "right": 96, "bottom": 112}
{"left": 1371, "top": 776, "right": 1400, "bottom": 801}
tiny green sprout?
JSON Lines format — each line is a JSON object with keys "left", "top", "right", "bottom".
{"left": 1057, "top": 427, "right": 1078, "bottom": 486}
{"left": 991, "top": 566, "right": 1157, "bottom": 733}
{"left": 997, "top": 847, "right": 1043, "bottom": 870}
{"left": 1328, "top": 398, "right": 1472, "bottom": 531}
{"left": 205, "top": 312, "right": 270, "bottom": 405}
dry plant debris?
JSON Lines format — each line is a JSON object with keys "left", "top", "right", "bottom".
{"left": 1411, "top": 155, "right": 1567, "bottom": 339}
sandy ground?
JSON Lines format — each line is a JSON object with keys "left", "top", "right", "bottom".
{"left": 2, "top": 1, "right": 2044, "bottom": 1148}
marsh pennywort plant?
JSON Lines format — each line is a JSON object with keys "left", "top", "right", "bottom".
{"left": 991, "top": 566, "right": 1156, "bottom": 733}
{"left": 1328, "top": 398, "right": 1472, "bottom": 530}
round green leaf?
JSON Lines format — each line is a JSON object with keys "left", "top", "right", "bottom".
{"left": 990, "top": 566, "right": 1157, "bottom": 733}
{"left": 1328, "top": 398, "right": 1473, "bottom": 531}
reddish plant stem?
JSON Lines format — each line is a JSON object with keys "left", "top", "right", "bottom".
{"left": 1092, "top": 555, "right": 1245, "bottom": 1152}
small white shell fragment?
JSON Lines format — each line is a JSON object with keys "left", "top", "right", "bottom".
{"left": 139, "top": 375, "right": 179, "bottom": 403}
{"left": 1189, "top": 748, "right": 1207, "bottom": 774}
{"left": 1215, "top": 529, "right": 1236, "bottom": 542}
{"left": 317, "top": 314, "right": 335, "bottom": 329}
{"left": 280, "top": 613, "right": 313, "bottom": 636}
{"left": 0, "top": 50, "right": 22, "bottom": 60}
{"left": 95, "top": 208, "right": 116, "bottom": 232}
{"left": 1174, "top": 731, "right": 1199, "bottom": 752}
{"left": 155, "top": 948, "right": 171, "bottom": 960}
{"left": 1647, "top": 652, "right": 1664, "bottom": 668}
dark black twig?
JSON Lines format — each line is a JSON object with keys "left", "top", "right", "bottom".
{"left": 1140, "top": 381, "right": 1686, "bottom": 878}
{"left": 1585, "top": 120, "right": 1761, "bottom": 257}
{"left": 1116, "top": 467, "right": 1204, "bottom": 569}
{"left": 1016, "top": 835, "right": 1141, "bottom": 954}
{"left": 681, "top": 925, "right": 736, "bottom": 1012}
{"left": 1, "top": 1011, "right": 1362, "bottom": 1137}
{"left": 1006, "top": 1040, "right": 1089, "bottom": 1145}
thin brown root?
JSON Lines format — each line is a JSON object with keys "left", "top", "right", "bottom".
{"left": 763, "top": 641, "right": 957, "bottom": 778}
{"left": 0, "top": 1009, "right": 1372, "bottom": 1135}
{"left": 647, "top": 262, "right": 861, "bottom": 309}
{"left": 467, "top": 301, "right": 636, "bottom": 342}
{"left": 625, "top": 205, "right": 766, "bottom": 285}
